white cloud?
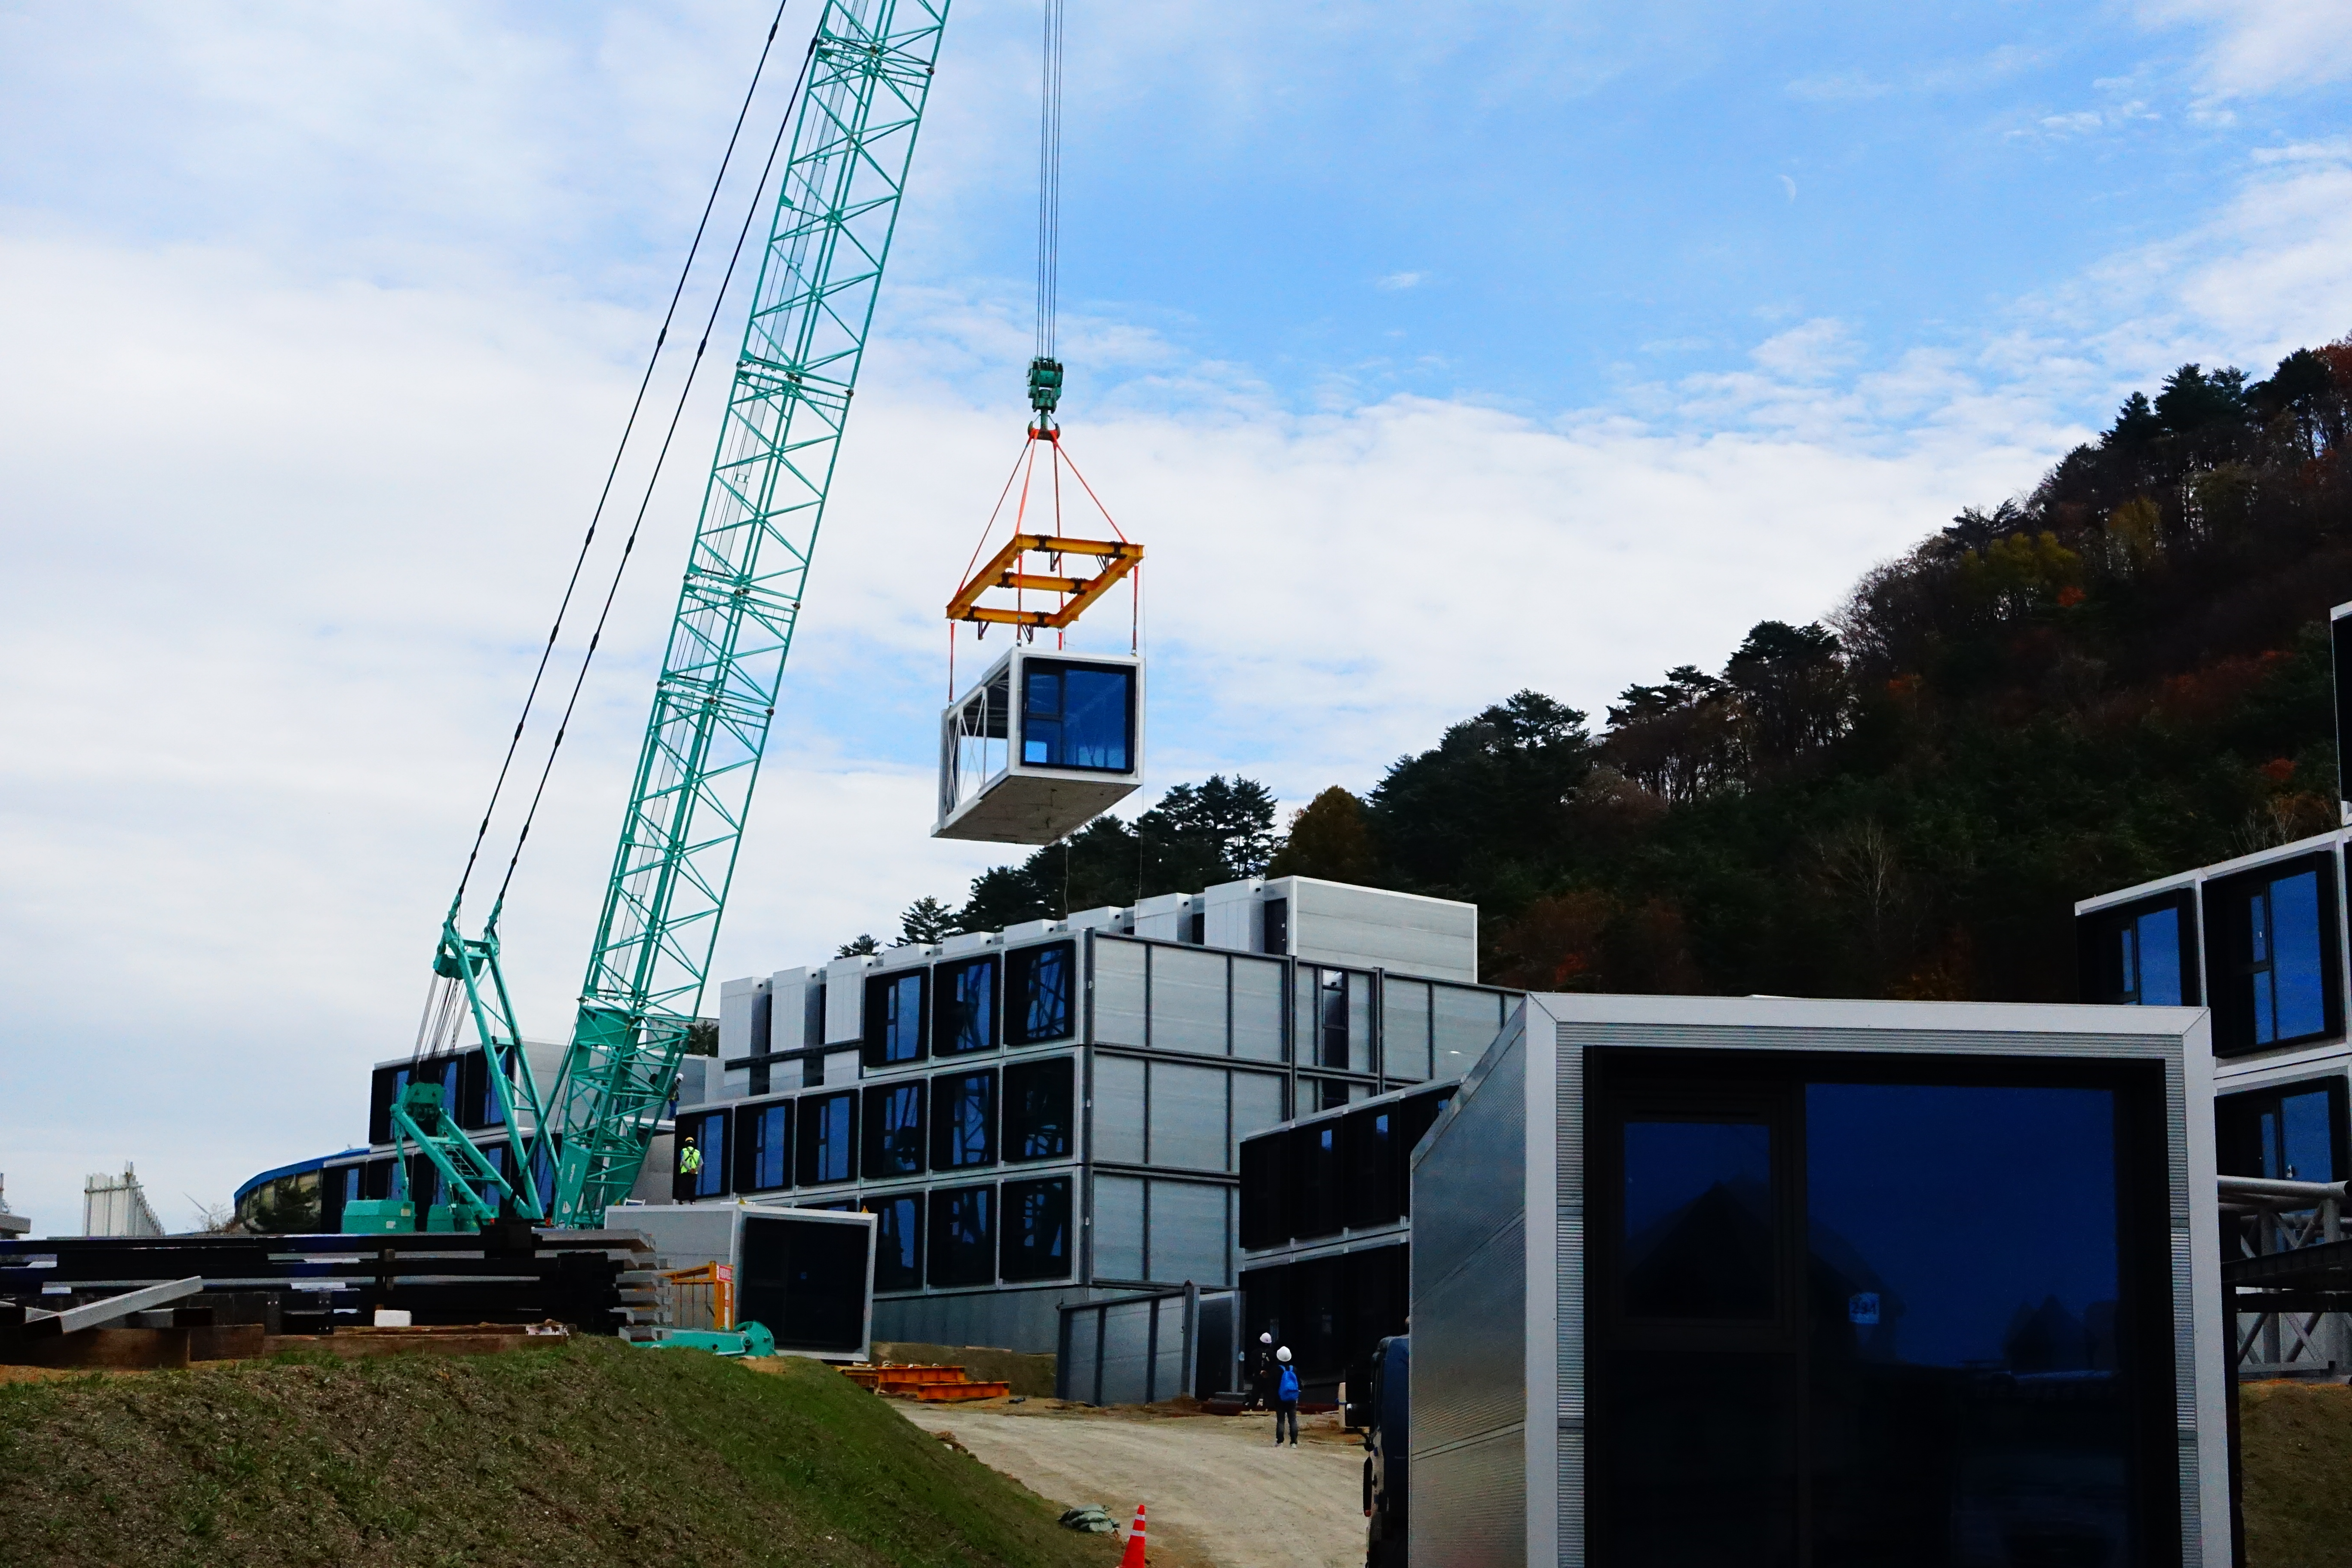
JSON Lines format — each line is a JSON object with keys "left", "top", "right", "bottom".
{"left": 1376, "top": 271, "right": 1425, "bottom": 291}
{"left": 2140, "top": 0, "right": 2352, "bottom": 98}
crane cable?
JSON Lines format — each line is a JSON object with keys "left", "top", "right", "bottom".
{"left": 415, "top": 4, "right": 811, "bottom": 1066}
{"left": 446, "top": 0, "right": 797, "bottom": 922}
{"left": 488, "top": 32, "right": 820, "bottom": 917}
{"left": 1035, "top": 0, "right": 1065, "bottom": 368}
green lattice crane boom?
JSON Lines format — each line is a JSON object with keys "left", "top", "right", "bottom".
{"left": 397, "top": 0, "right": 953, "bottom": 1231}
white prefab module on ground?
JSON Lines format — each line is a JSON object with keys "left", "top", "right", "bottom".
{"left": 935, "top": 645, "right": 1143, "bottom": 843}
{"left": 1410, "top": 993, "right": 2230, "bottom": 1568}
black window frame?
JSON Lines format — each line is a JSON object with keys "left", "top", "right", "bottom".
{"left": 931, "top": 1068, "right": 1000, "bottom": 1170}
{"left": 1292, "top": 1120, "right": 1342, "bottom": 1240}
{"left": 2076, "top": 889, "right": 2201, "bottom": 1007}
{"left": 933, "top": 954, "right": 999, "bottom": 1055}
{"left": 2217, "top": 1075, "right": 2349, "bottom": 1184}
{"left": 861, "top": 1080, "right": 928, "bottom": 1179}
{"left": 732, "top": 1098, "right": 793, "bottom": 1194}
{"left": 1238, "top": 1129, "right": 1288, "bottom": 1250}
{"left": 866, "top": 1191, "right": 925, "bottom": 1292}
{"left": 1003, "top": 1056, "right": 1075, "bottom": 1162}
{"left": 679, "top": 1109, "right": 729, "bottom": 1200}
{"left": 863, "top": 968, "right": 929, "bottom": 1068}
{"left": 927, "top": 1182, "right": 998, "bottom": 1288}
{"left": 1017, "top": 657, "right": 1135, "bottom": 774}
{"left": 1585, "top": 1045, "right": 2182, "bottom": 1568}
{"left": 1006, "top": 940, "right": 1077, "bottom": 1045}
{"left": 2203, "top": 852, "right": 2343, "bottom": 1056}
{"left": 1000, "top": 1176, "right": 1074, "bottom": 1282}
{"left": 795, "top": 1089, "right": 858, "bottom": 1187}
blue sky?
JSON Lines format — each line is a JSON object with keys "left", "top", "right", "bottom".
{"left": 1, "top": 0, "right": 2347, "bottom": 1232}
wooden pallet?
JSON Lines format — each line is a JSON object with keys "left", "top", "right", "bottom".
{"left": 842, "top": 1362, "right": 1011, "bottom": 1401}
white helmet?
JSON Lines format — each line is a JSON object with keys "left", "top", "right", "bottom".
{"left": 1276, "top": 1345, "right": 1292, "bottom": 1363}
{"left": 1259, "top": 1332, "right": 1273, "bottom": 1344}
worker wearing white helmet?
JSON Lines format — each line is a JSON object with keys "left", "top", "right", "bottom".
{"left": 1249, "top": 1329, "right": 1277, "bottom": 1411}
{"left": 1272, "top": 1344, "right": 1300, "bottom": 1446}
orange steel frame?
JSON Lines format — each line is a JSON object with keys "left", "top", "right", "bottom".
{"left": 946, "top": 532, "right": 1144, "bottom": 630}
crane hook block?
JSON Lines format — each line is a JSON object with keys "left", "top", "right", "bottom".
{"left": 1027, "top": 356, "right": 1063, "bottom": 415}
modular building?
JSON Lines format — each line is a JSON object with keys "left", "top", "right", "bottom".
{"left": 689, "top": 876, "right": 1514, "bottom": 1353}
{"left": 1411, "top": 992, "right": 2228, "bottom": 1568}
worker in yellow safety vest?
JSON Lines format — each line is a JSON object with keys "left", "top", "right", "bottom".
{"left": 678, "top": 1137, "right": 703, "bottom": 1179}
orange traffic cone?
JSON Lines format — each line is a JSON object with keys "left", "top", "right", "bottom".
{"left": 1116, "top": 1503, "right": 1148, "bottom": 1567}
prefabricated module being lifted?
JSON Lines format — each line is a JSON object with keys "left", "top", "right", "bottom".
{"left": 358, "top": 0, "right": 961, "bottom": 1234}
{"left": 935, "top": 0, "right": 1144, "bottom": 845}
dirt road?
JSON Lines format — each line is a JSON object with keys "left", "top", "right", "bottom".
{"left": 895, "top": 1401, "right": 1366, "bottom": 1568}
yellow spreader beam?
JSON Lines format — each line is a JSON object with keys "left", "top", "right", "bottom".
{"left": 947, "top": 532, "right": 1145, "bottom": 630}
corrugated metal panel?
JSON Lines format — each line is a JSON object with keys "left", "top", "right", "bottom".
{"left": 1554, "top": 1015, "right": 1585, "bottom": 1565}
{"left": 1064, "top": 1308, "right": 1099, "bottom": 1400}
{"left": 1093, "top": 1173, "right": 1145, "bottom": 1282}
{"left": 1149, "top": 1178, "right": 1229, "bottom": 1286}
{"left": 1412, "top": 1427, "right": 1528, "bottom": 1565}
{"left": 1093, "top": 937, "right": 1148, "bottom": 1046}
{"left": 1433, "top": 984, "right": 1507, "bottom": 1081}
{"left": 1154, "top": 1297, "right": 1189, "bottom": 1399}
{"left": 1230, "top": 1069, "right": 1285, "bottom": 1164}
{"left": 720, "top": 976, "right": 762, "bottom": 1060}
{"left": 1093, "top": 1054, "right": 1146, "bottom": 1165}
{"left": 1232, "top": 956, "right": 1285, "bottom": 1061}
{"left": 1148, "top": 1061, "right": 1228, "bottom": 1172}
{"left": 1283, "top": 878, "right": 1479, "bottom": 982}
{"left": 1150, "top": 946, "right": 1228, "bottom": 1055}
{"left": 1099, "top": 1298, "right": 1155, "bottom": 1403}
{"left": 1413, "top": 1021, "right": 1525, "bottom": 1291}
{"left": 1415, "top": 1211, "right": 1526, "bottom": 1450}
{"left": 1383, "top": 978, "right": 1432, "bottom": 1082}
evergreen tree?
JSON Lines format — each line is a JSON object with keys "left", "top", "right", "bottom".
{"left": 898, "top": 895, "right": 959, "bottom": 945}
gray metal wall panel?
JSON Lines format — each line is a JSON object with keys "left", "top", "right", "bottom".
{"left": 1151, "top": 946, "right": 1229, "bottom": 1056}
{"left": 1093, "top": 937, "right": 1148, "bottom": 1046}
{"left": 1149, "top": 1178, "right": 1230, "bottom": 1286}
{"left": 873, "top": 1284, "right": 1066, "bottom": 1354}
{"left": 1230, "top": 1070, "right": 1285, "bottom": 1164}
{"left": 1554, "top": 1014, "right": 1585, "bottom": 1565}
{"left": 1383, "top": 978, "right": 1433, "bottom": 1082}
{"left": 1093, "top": 1055, "right": 1146, "bottom": 1165}
{"left": 1148, "top": 1061, "right": 1229, "bottom": 1172}
{"left": 1286, "top": 878, "right": 1479, "bottom": 983}
{"left": 1433, "top": 985, "right": 1507, "bottom": 1081}
{"left": 824, "top": 956, "right": 869, "bottom": 1044}
{"left": 1412, "top": 1428, "right": 1528, "bottom": 1566}
{"left": 1153, "top": 1298, "right": 1188, "bottom": 1400}
{"left": 1412, "top": 1021, "right": 1526, "bottom": 1291}
{"left": 1232, "top": 956, "right": 1286, "bottom": 1061}
{"left": 1099, "top": 1298, "right": 1154, "bottom": 1403}
{"left": 1093, "top": 1173, "right": 1145, "bottom": 1281}
{"left": 1064, "top": 1310, "right": 1099, "bottom": 1399}
{"left": 1414, "top": 1212, "right": 1527, "bottom": 1451}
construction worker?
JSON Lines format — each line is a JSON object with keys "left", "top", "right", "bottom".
{"left": 675, "top": 1135, "right": 703, "bottom": 1200}
{"left": 1273, "top": 1345, "right": 1300, "bottom": 1447}
{"left": 1250, "top": 1331, "right": 1276, "bottom": 1410}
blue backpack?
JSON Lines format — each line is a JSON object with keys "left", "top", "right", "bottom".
{"left": 1278, "top": 1364, "right": 1299, "bottom": 1401}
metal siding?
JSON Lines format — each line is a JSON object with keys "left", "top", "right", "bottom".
{"left": 1064, "top": 1308, "right": 1099, "bottom": 1399}
{"left": 1201, "top": 879, "right": 1263, "bottom": 954}
{"left": 1230, "top": 1070, "right": 1285, "bottom": 1165}
{"left": 1554, "top": 1015, "right": 1585, "bottom": 1567}
{"left": 1093, "top": 937, "right": 1148, "bottom": 1047}
{"left": 1433, "top": 984, "right": 1507, "bottom": 1081}
{"left": 1093, "top": 1173, "right": 1146, "bottom": 1281}
{"left": 1148, "top": 1060, "right": 1229, "bottom": 1172}
{"left": 1153, "top": 1297, "right": 1189, "bottom": 1398}
{"left": 1093, "top": 1054, "right": 1146, "bottom": 1165}
{"left": 1284, "top": 878, "right": 1480, "bottom": 983}
{"left": 1148, "top": 1179, "right": 1230, "bottom": 1286}
{"left": 1232, "top": 956, "right": 1286, "bottom": 1062}
{"left": 1151, "top": 945, "right": 1230, "bottom": 1056}
{"left": 823, "top": 957, "right": 869, "bottom": 1044}
{"left": 1099, "top": 1298, "right": 1155, "bottom": 1403}
{"left": 1383, "top": 978, "right": 1433, "bottom": 1082}
{"left": 1410, "top": 1023, "right": 1528, "bottom": 1567}
{"left": 720, "top": 976, "right": 761, "bottom": 1060}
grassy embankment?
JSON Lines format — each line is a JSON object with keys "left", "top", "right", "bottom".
{"left": 2241, "top": 1380, "right": 2352, "bottom": 1568}
{"left": 0, "top": 1338, "right": 1118, "bottom": 1568}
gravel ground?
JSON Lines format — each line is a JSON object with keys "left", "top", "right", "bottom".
{"left": 894, "top": 1400, "right": 1366, "bottom": 1568}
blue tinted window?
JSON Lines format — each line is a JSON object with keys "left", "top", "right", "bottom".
{"left": 1803, "top": 1082, "right": 2128, "bottom": 1560}
{"left": 937, "top": 958, "right": 996, "bottom": 1053}
{"left": 871, "top": 1194, "right": 922, "bottom": 1291}
{"left": 863, "top": 1082, "right": 926, "bottom": 1178}
{"left": 932, "top": 1070, "right": 998, "bottom": 1169}
{"left": 1004, "top": 1057, "right": 1074, "bottom": 1161}
{"left": 1008, "top": 943, "right": 1073, "bottom": 1044}
{"left": 2257, "top": 1087, "right": 2337, "bottom": 1182}
{"left": 692, "top": 1111, "right": 726, "bottom": 1197}
{"left": 928, "top": 1184, "right": 997, "bottom": 1287}
{"left": 1020, "top": 662, "right": 1132, "bottom": 771}
{"left": 2135, "top": 907, "right": 2181, "bottom": 1005}
{"left": 1622, "top": 1120, "right": 1774, "bottom": 1319}
{"left": 798, "top": 1092, "right": 855, "bottom": 1185}
{"left": 745, "top": 1103, "right": 788, "bottom": 1191}
{"left": 2268, "top": 871, "right": 2327, "bottom": 1041}
{"left": 869, "top": 972, "right": 925, "bottom": 1064}
{"left": 1001, "top": 1177, "right": 1072, "bottom": 1281}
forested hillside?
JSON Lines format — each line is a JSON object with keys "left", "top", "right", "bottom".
{"left": 885, "top": 338, "right": 2352, "bottom": 1004}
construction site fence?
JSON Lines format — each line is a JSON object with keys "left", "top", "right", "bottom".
{"left": 1056, "top": 1283, "right": 1234, "bottom": 1407}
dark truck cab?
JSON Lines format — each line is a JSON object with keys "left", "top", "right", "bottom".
{"left": 1350, "top": 1333, "right": 1409, "bottom": 1567}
